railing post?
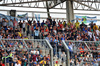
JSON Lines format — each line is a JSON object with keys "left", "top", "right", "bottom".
{"left": 22, "top": 39, "right": 30, "bottom": 66}
{"left": 62, "top": 40, "right": 70, "bottom": 66}
{"left": 45, "top": 39, "right": 53, "bottom": 66}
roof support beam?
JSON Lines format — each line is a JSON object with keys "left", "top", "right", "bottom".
{"left": 74, "top": 0, "right": 98, "bottom": 10}
{"left": 0, "top": 0, "right": 52, "bottom": 6}
{"left": 49, "top": 0, "right": 65, "bottom": 9}
{"left": 46, "top": 1, "right": 50, "bottom": 18}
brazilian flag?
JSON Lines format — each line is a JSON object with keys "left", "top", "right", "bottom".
{"left": 82, "top": 16, "right": 87, "bottom": 24}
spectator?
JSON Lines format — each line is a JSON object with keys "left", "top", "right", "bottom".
{"left": 93, "top": 23, "right": 98, "bottom": 30}
{"left": 54, "top": 61, "right": 59, "bottom": 66}
{"left": 67, "top": 20, "right": 72, "bottom": 27}
{"left": 9, "top": 19, "right": 13, "bottom": 27}
{"left": 0, "top": 61, "right": 5, "bottom": 66}
{"left": 61, "top": 52, "right": 66, "bottom": 62}
{"left": 28, "top": 18, "right": 33, "bottom": 25}
{"left": 22, "top": 20, "right": 26, "bottom": 35}
{"left": 15, "top": 61, "right": 21, "bottom": 66}
{"left": 41, "top": 20, "right": 45, "bottom": 27}
{"left": 13, "top": 18, "right": 18, "bottom": 30}
{"left": 19, "top": 20, "right": 23, "bottom": 31}
{"left": 75, "top": 20, "right": 80, "bottom": 29}
{"left": 89, "top": 22, "right": 94, "bottom": 29}
{"left": 34, "top": 28, "right": 40, "bottom": 39}
{"left": 80, "top": 22, "right": 87, "bottom": 30}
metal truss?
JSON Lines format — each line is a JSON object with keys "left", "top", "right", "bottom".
{"left": 0, "top": 0, "right": 100, "bottom": 11}
{"left": 0, "top": 0, "right": 66, "bottom": 9}
{"left": 73, "top": 0, "right": 100, "bottom": 11}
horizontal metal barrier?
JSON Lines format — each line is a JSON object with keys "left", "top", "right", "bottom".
{"left": 0, "top": 39, "right": 53, "bottom": 66}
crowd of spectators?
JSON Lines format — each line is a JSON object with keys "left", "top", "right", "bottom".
{"left": 0, "top": 40, "right": 51, "bottom": 66}
{"left": 0, "top": 16, "right": 100, "bottom": 66}
{"left": 66, "top": 41, "right": 100, "bottom": 66}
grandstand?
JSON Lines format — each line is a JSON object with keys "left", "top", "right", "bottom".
{"left": 0, "top": 0, "right": 100, "bottom": 66}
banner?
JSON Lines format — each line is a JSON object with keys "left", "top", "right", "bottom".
{"left": 35, "top": 14, "right": 40, "bottom": 22}
{"left": 87, "top": 16, "right": 97, "bottom": 23}
{"left": 76, "top": 16, "right": 87, "bottom": 24}
{"left": 0, "top": 13, "right": 18, "bottom": 22}
{"left": 75, "top": 16, "right": 97, "bottom": 24}
{"left": 17, "top": 13, "right": 28, "bottom": 20}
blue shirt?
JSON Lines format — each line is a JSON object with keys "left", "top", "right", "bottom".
{"left": 61, "top": 37, "right": 65, "bottom": 40}
{"left": 34, "top": 30, "right": 39, "bottom": 36}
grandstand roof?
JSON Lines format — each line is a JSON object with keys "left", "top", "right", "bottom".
{"left": 0, "top": 0, "right": 100, "bottom": 25}
{"left": 0, "top": 0, "right": 100, "bottom": 11}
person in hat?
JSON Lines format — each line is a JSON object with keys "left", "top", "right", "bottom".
{"left": 55, "top": 61, "right": 59, "bottom": 66}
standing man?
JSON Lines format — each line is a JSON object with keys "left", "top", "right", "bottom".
{"left": 13, "top": 18, "right": 18, "bottom": 30}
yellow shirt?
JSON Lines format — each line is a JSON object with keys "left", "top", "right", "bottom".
{"left": 93, "top": 25, "right": 98, "bottom": 30}
{"left": 18, "top": 32, "right": 22, "bottom": 37}
{"left": 99, "top": 29, "right": 100, "bottom": 31}
{"left": 63, "top": 22, "right": 66, "bottom": 26}
{"left": 55, "top": 64, "right": 60, "bottom": 66}
{"left": 67, "top": 22, "right": 72, "bottom": 27}
{"left": 24, "top": 38, "right": 28, "bottom": 39}
{"left": 40, "top": 60, "right": 46, "bottom": 64}
{"left": 75, "top": 22, "right": 79, "bottom": 28}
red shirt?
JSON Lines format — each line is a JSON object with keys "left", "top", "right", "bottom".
{"left": 33, "top": 54, "right": 38, "bottom": 61}
{"left": 79, "top": 47, "right": 84, "bottom": 53}
{"left": 0, "top": 64, "right": 5, "bottom": 66}
{"left": 58, "top": 23, "right": 63, "bottom": 29}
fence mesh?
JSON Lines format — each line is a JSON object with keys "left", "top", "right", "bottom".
{"left": 65, "top": 41, "right": 100, "bottom": 66}
{"left": 0, "top": 39, "right": 52, "bottom": 66}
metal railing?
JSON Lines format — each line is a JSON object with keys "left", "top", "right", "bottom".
{"left": 64, "top": 40, "right": 100, "bottom": 66}
{"left": 0, "top": 39, "right": 53, "bottom": 66}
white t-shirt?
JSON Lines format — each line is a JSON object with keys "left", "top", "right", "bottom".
{"left": 88, "top": 31, "right": 92, "bottom": 38}
{"left": 36, "top": 51, "right": 39, "bottom": 54}
{"left": 96, "top": 30, "right": 100, "bottom": 36}
{"left": 23, "top": 23, "right": 26, "bottom": 28}
{"left": 15, "top": 64, "right": 21, "bottom": 66}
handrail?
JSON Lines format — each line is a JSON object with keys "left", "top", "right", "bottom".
{"left": 45, "top": 39, "right": 53, "bottom": 66}
{"left": 62, "top": 40, "right": 70, "bottom": 66}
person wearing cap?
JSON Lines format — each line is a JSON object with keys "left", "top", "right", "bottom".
{"left": 54, "top": 61, "right": 59, "bottom": 66}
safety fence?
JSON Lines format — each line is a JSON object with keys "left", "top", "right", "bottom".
{"left": 0, "top": 39, "right": 53, "bottom": 66}
{"left": 1, "top": 39, "right": 100, "bottom": 66}
{"left": 0, "top": 39, "right": 69, "bottom": 66}
{"left": 65, "top": 41, "right": 100, "bottom": 66}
